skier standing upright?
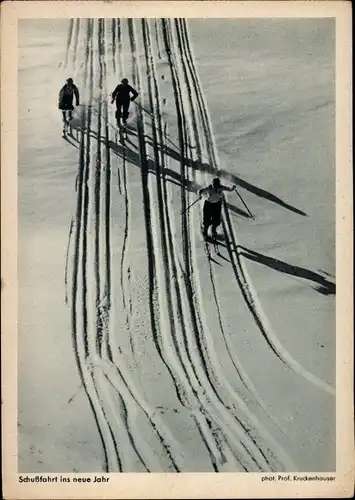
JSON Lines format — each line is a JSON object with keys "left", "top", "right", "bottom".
{"left": 58, "top": 78, "right": 80, "bottom": 133}
{"left": 111, "top": 78, "right": 138, "bottom": 127}
{"left": 198, "top": 177, "right": 236, "bottom": 239}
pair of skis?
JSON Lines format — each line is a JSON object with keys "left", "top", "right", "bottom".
{"left": 202, "top": 227, "right": 220, "bottom": 256}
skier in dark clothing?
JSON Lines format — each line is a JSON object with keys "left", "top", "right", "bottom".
{"left": 198, "top": 177, "right": 236, "bottom": 239}
{"left": 58, "top": 78, "right": 80, "bottom": 127}
{"left": 111, "top": 78, "right": 138, "bottom": 127}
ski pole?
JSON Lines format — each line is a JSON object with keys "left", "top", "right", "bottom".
{"left": 181, "top": 198, "right": 200, "bottom": 215}
{"left": 235, "top": 188, "right": 255, "bottom": 219}
{"left": 134, "top": 101, "right": 153, "bottom": 117}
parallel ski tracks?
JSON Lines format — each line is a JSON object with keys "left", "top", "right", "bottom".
{"left": 137, "top": 18, "right": 298, "bottom": 472}
{"left": 66, "top": 18, "right": 182, "bottom": 473}
{"left": 67, "top": 17, "right": 117, "bottom": 472}
{"left": 127, "top": 18, "right": 187, "bottom": 472}
{"left": 169, "top": 19, "right": 298, "bottom": 469}
{"left": 143, "top": 19, "right": 232, "bottom": 472}
{"left": 114, "top": 19, "right": 136, "bottom": 354}
{"left": 170, "top": 19, "right": 289, "bottom": 429}
{"left": 63, "top": 16, "right": 333, "bottom": 473}
{"left": 179, "top": 20, "right": 335, "bottom": 397}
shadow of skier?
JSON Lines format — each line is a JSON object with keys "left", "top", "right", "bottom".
{"left": 239, "top": 246, "right": 335, "bottom": 295}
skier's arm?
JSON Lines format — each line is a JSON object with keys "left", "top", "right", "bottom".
{"left": 221, "top": 184, "right": 236, "bottom": 192}
{"left": 130, "top": 86, "right": 139, "bottom": 101}
{"left": 74, "top": 86, "right": 80, "bottom": 106}
{"left": 198, "top": 186, "right": 208, "bottom": 198}
{"left": 58, "top": 87, "right": 65, "bottom": 107}
{"left": 111, "top": 85, "right": 119, "bottom": 103}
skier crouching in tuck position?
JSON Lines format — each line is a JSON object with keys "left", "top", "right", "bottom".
{"left": 58, "top": 78, "right": 80, "bottom": 128}
{"left": 198, "top": 177, "right": 236, "bottom": 239}
{"left": 111, "top": 78, "right": 139, "bottom": 127}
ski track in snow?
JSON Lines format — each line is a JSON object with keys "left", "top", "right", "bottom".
{"left": 160, "top": 19, "right": 295, "bottom": 471}
{"left": 177, "top": 21, "right": 335, "bottom": 398}
{"left": 168, "top": 20, "right": 286, "bottom": 434}
{"left": 63, "top": 18, "right": 334, "bottom": 472}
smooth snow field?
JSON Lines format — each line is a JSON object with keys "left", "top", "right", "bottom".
{"left": 18, "top": 18, "right": 335, "bottom": 473}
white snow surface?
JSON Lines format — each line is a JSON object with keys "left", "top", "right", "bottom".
{"left": 18, "top": 18, "right": 335, "bottom": 473}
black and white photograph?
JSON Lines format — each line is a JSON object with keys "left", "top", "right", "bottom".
{"left": 1, "top": 1, "right": 353, "bottom": 498}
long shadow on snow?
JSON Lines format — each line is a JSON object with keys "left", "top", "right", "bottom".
{"left": 239, "top": 246, "right": 336, "bottom": 296}
{"left": 69, "top": 113, "right": 252, "bottom": 219}
{"left": 113, "top": 134, "right": 251, "bottom": 219}
{"left": 68, "top": 121, "right": 251, "bottom": 220}
{"left": 66, "top": 123, "right": 197, "bottom": 193}
{"left": 142, "top": 121, "right": 307, "bottom": 218}
{"left": 192, "top": 161, "right": 307, "bottom": 218}
{"left": 143, "top": 133, "right": 251, "bottom": 218}
{"left": 78, "top": 102, "right": 306, "bottom": 217}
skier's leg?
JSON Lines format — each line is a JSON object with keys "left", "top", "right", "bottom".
{"left": 115, "top": 106, "right": 121, "bottom": 126}
{"left": 122, "top": 101, "right": 130, "bottom": 124}
{"left": 115, "top": 103, "right": 122, "bottom": 126}
{"left": 211, "top": 201, "right": 222, "bottom": 238}
{"left": 61, "top": 110, "right": 68, "bottom": 136}
{"left": 203, "top": 202, "right": 211, "bottom": 238}
{"left": 61, "top": 112, "right": 67, "bottom": 136}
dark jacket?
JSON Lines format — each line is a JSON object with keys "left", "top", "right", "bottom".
{"left": 112, "top": 84, "right": 138, "bottom": 103}
{"left": 58, "top": 84, "right": 80, "bottom": 110}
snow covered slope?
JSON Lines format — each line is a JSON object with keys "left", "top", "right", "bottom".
{"left": 18, "top": 18, "right": 335, "bottom": 472}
